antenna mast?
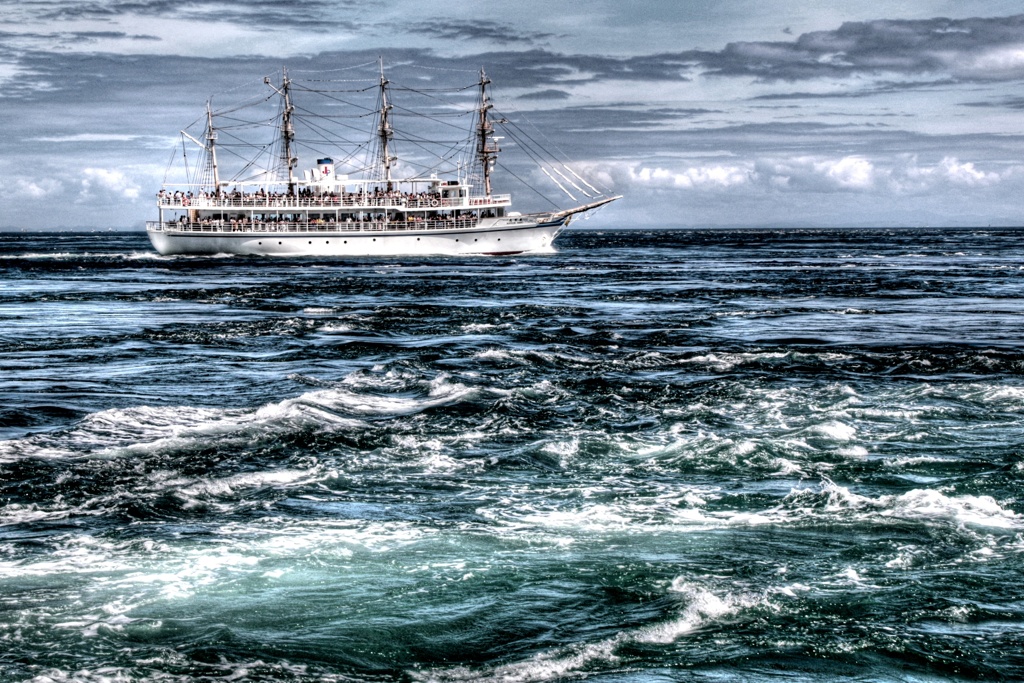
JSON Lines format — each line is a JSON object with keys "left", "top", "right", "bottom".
{"left": 476, "top": 69, "right": 500, "bottom": 197}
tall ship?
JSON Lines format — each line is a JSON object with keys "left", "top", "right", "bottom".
{"left": 147, "top": 62, "right": 619, "bottom": 256}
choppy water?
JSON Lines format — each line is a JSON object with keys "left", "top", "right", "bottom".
{"left": 1, "top": 228, "right": 1023, "bottom": 682}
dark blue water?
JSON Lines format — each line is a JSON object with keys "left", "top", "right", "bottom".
{"left": 1, "top": 228, "right": 1023, "bottom": 682}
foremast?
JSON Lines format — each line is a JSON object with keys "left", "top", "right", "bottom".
{"left": 205, "top": 102, "right": 220, "bottom": 195}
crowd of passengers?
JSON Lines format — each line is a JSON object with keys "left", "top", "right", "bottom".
{"left": 159, "top": 187, "right": 459, "bottom": 206}
{"left": 174, "top": 211, "right": 483, "bottom": 229}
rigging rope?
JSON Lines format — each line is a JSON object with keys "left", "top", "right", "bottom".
{"left": 161, "top": 61, "right": 608, "bottom": 210}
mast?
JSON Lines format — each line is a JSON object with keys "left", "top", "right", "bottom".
{"left": 377, "top": 58, "right": 394, "bottom": 191}
{"left": 281, "top": 69, "right": 297, "bottom": 194}
{"left": 205, "top": 102, "right": 220, "bottom": 195}
{"left": 476, "top": 69, "right": 500, "bottom": 197}
{"left": 265, "top": 68, "right": 297, "bottom": 195}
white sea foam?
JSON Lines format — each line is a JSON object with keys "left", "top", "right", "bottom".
{"left": 782, "top": 480, "right": 1022, "bottom": 530}
{"left": 9, "top": 251, "right": 171, "bottom": 261}
{"left": 883, "top": 489, "right": 1019, "bottom": 528}
{"left": 474, "top": 348, "right": 514, "bottom": 361}
{"left": 769, "top": 457, "right": 805, "bottom": 475}
{"left": 0, "top": 373, "right": 477, "bottom": 462}
{"left": 981, "top": 385, "right": 1024, "bottom": 402}
{"left": 27, "top": 659, "right": 338, "bottom": 683}
{"left": 810, "top": 421, "right": 856, "bottom": 441}
{"left": 461, "top": 323, "right": 503, "bottom": 333}
{"left": 716, "top": 351, "right": 793, "bottom": 368}
{"left": 882, "top": 455, "right": 949, "bottom": 468}
{"left": 173, "top": 469, "right": 316, "bottom": 498}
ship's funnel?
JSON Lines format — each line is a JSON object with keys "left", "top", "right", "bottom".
{"left": 316, "top": 158, "right": 334, "bottom": 180}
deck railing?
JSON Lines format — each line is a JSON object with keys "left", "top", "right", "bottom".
{"left": 146, "top": 218, "right": 482, "bottom": 234}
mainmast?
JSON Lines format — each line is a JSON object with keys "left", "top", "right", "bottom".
{"left": 205, "top": 102, "right": 220, "bottom": 195}
{"left": 377, "top": 59, "right": 394, "bottom": 190}
{"left": 476, "top": 69, "right": 500, "bottom": 197}
{"left": 265, "top": 68, "right": 297, "bottom": 195}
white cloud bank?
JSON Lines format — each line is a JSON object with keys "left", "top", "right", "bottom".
{"left": 0, "top": 177, "right": 64, "bottom": 200}
{"left": 78, "top": 167, "right": 141, "bottom": 202}
{"left": 617, "top": 155, "right": 1018, "bottom": 196}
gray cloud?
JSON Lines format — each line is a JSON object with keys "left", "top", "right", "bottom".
{"left": 404, "top": 20, "right": 556, "bottom": 46}
{"left": 750, "top": 78, "right": 963, "bottom": 100}
{"left": 693, "top": 15, "right": 1024, "bottom": 82}
{"left": 517, "top": 89, "right": 572, "bottom": 101}
{"left": 69, "top": 31, "right": 160, "bottom": 40}
{"left": 29, "top": 0, "right": 365, "bottom": 31}
{"left": 963, "top": 96, "right": 1024, "bottom": 110}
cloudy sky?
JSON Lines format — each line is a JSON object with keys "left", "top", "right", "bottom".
{"left": 3, "top": 0, "right": 1024, "bottom": 230}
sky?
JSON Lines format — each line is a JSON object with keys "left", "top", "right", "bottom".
{"left": 3, "top": 0, "right": 1024, "bottom": 230}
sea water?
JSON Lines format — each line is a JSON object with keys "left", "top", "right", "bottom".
{"left": 1, "top": 228, "right": 1022, "bottom": 681}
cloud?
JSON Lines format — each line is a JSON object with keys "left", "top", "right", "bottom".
{"left": 33, "top": 134, "right": 143, "bottom": 143}
{"left": 404, "top": 20, "right": 556, "bottom": 46}
{"left": 694, "top": 15, "right": 1024, "bottom": 82}
{"left": 892, "top": 156, "right": 1003, "bottom": 192}
{"left": 78, "top": 167, "right": 141, "bottom": 202}
{"left": 618, "top": 155, "right": 1015, "bottom": 196}
{"left": 67, "top": 31, "right": 161, "bottom": 42}
{"left": 750, "top": 78, "right": 961, "bottom": 100}
{"left": 0, "top": 177, "right": 63, "bottom": 200}
{"left": 628, "top": 163, "right": 751, "bottom": 190}
{"left": 518, "top": 89, "right": 571, "bottom": 101}
{"left": 817, "top": 156, "right": 875, "bottom": 190}
{"left": 962, "top": 96, "right": 1024, "bottom": 110}
{"left": 28, "top": 0, "right": 363, "bottom": 32}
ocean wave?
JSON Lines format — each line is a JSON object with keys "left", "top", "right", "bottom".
{"left": 2, "top": 251, "right": 172, "bottom": 261}
{"left": 412, "top": 579, "right": 767, "bottom": 682}
{"left": 0, "top": 372, "right": 478, "bottom": 462}
{"left": 780, "top": 479, "right": 1021, "bottom": 530}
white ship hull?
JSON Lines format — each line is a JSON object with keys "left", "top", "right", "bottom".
{"left": 147, "top": 216, "right": 567, "bottom": 257}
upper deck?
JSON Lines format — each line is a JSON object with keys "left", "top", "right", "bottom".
{"left": 157, "top": 193, "right": 511, "bottom": 211}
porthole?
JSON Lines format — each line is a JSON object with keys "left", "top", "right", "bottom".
{"left": 308, "top": 240, "right": 312, "bottom": 244}
{"left": 258, "top": 241, "right": 262, "bottom": 245}
{"left": 373, "top": 238, "right": 376, "bottom": 242}
{"left": 278, "top": 241, "right": 282, "bottom": 245}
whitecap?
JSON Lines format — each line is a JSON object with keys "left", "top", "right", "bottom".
{"left": 811, "top": 421, "right": 856, "bottom": 441}
{"left": 882, "top": 489, "right": 1020, "bottom": 529}
{"left": 0, "top": 374, "right": 478, "bottom": 462}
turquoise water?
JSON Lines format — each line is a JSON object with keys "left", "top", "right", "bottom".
{"left": 1, "top": 228, "right": 1022, "bottom": 681}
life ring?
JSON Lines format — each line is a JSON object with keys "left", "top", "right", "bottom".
{"left": 430, "top": 199, "right": 439, "bottom": 207}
